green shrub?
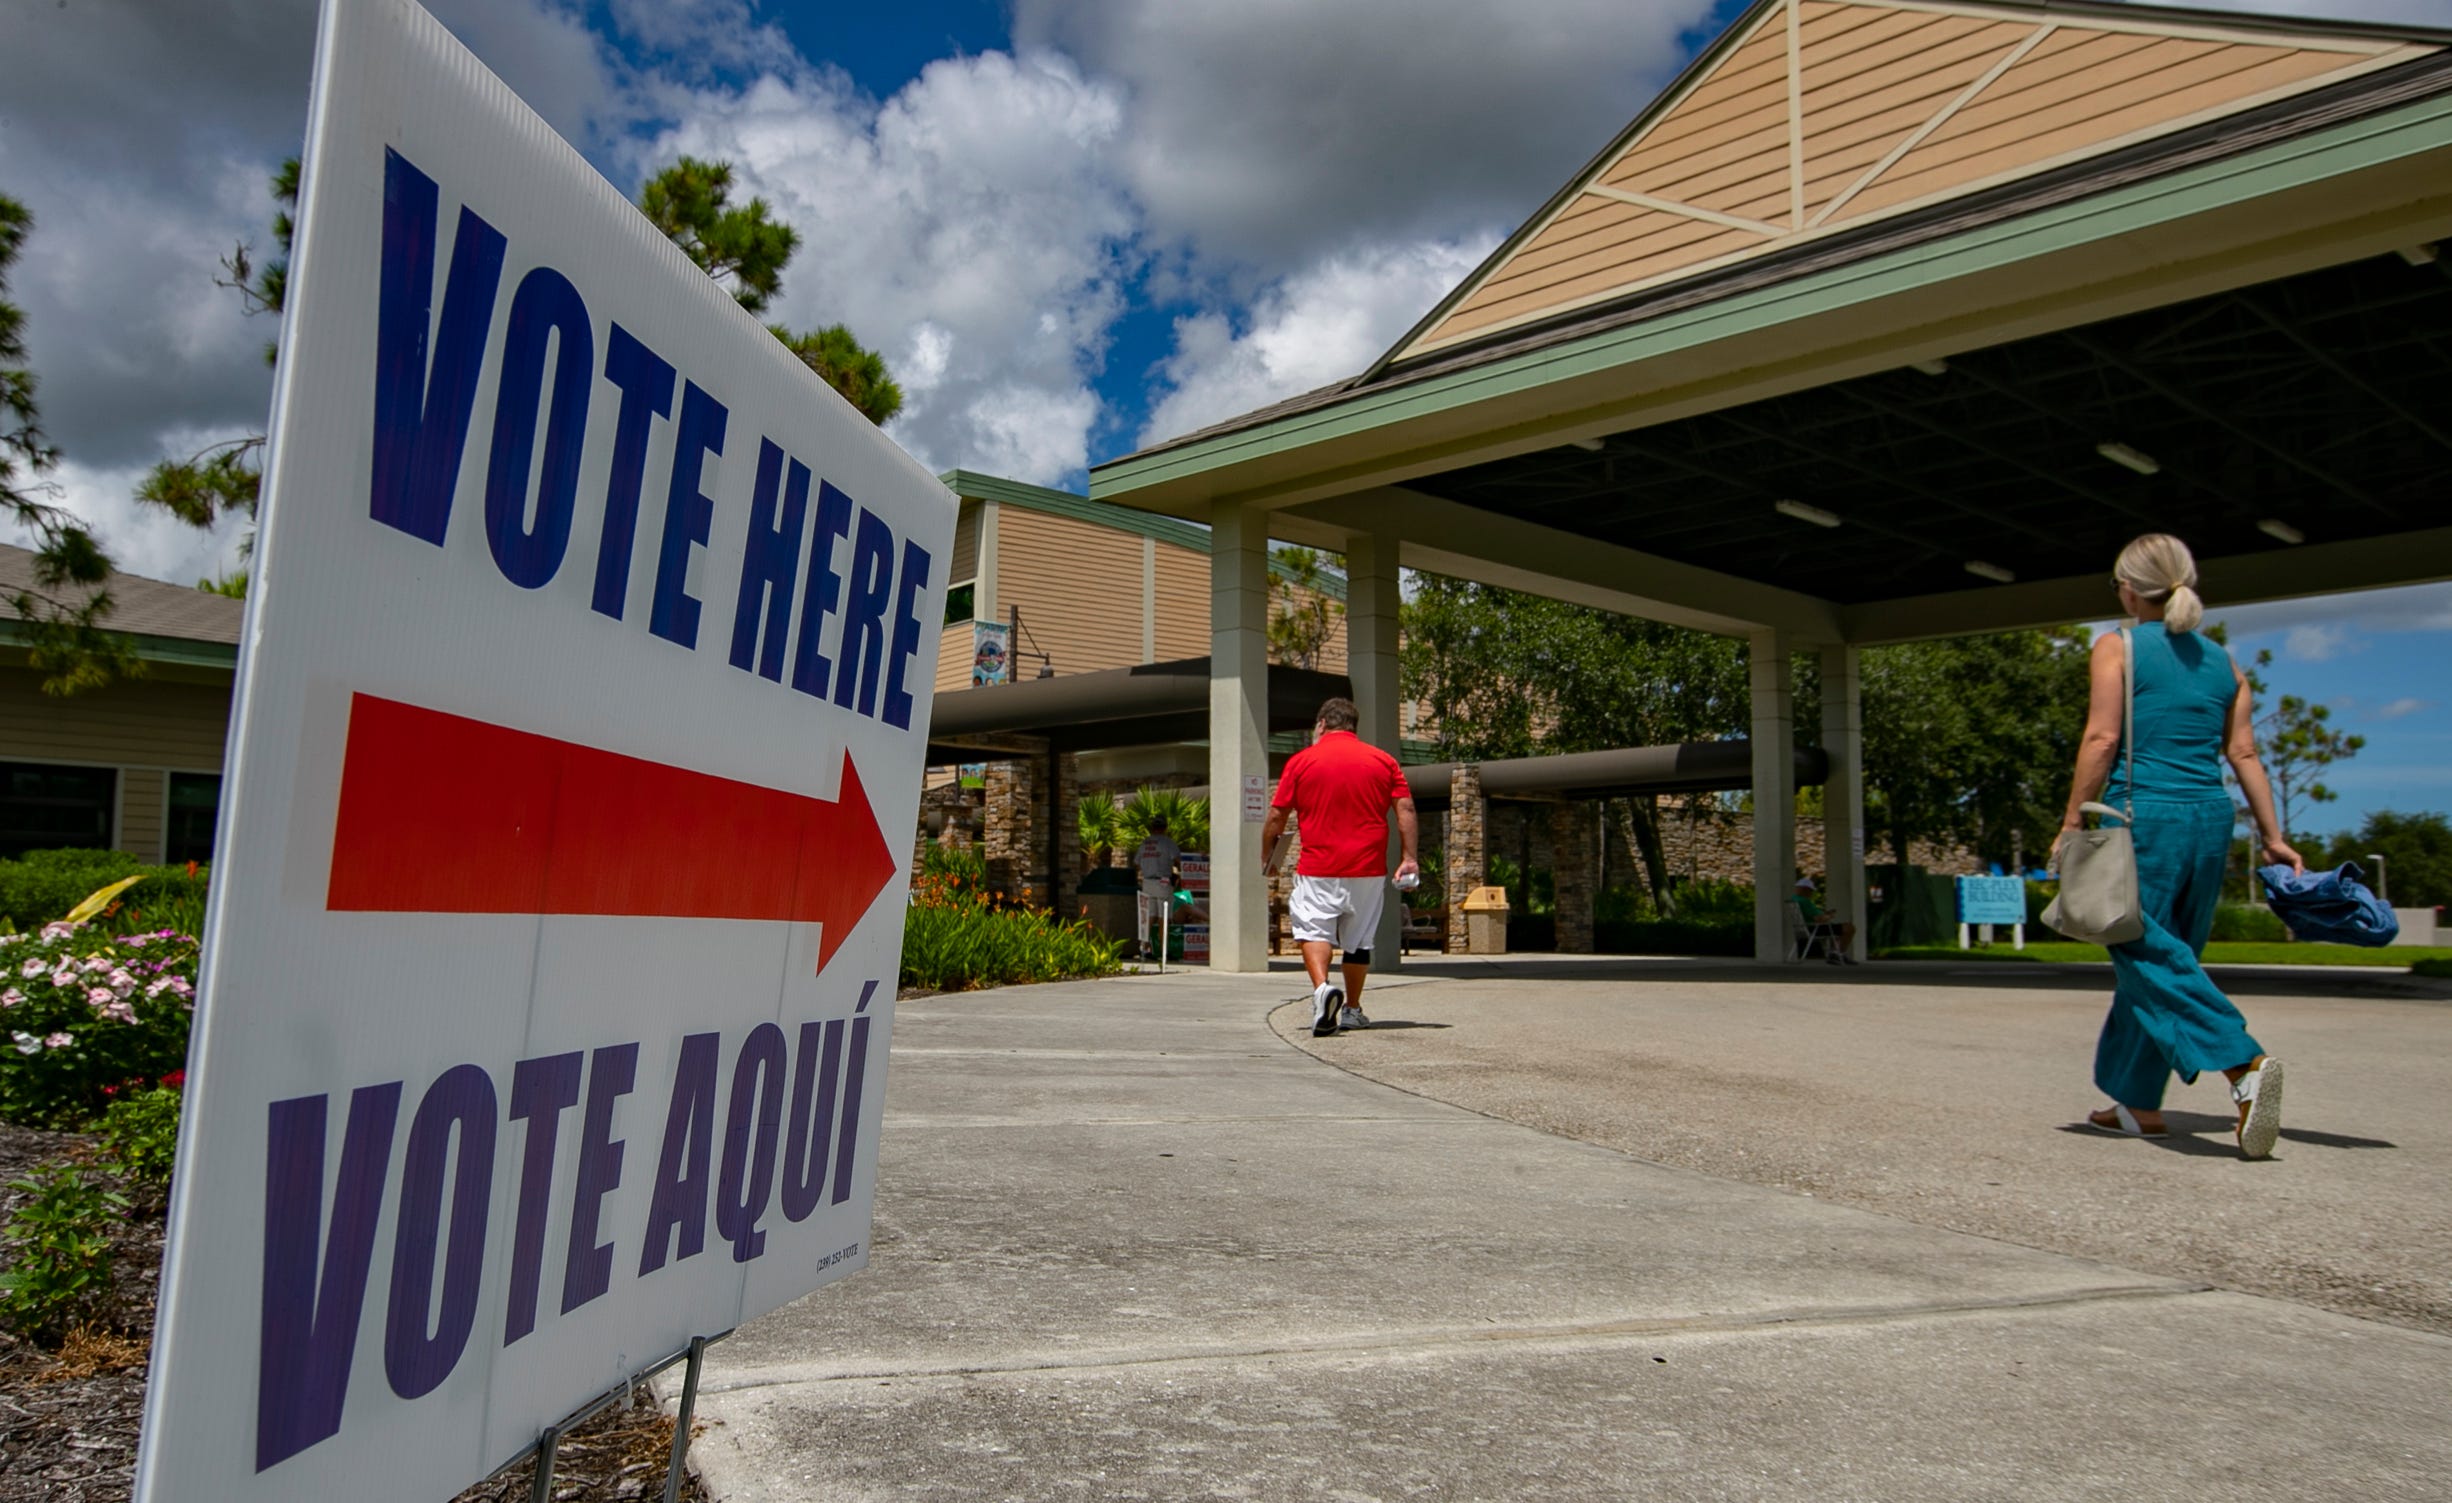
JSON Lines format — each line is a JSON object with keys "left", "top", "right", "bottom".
{"left": 0, "top": 848, "right": 211, "bottom": 933}
{"left": 0, "top": 921, "right": 199, "bottom": 1127}
{"left": 2209, "top": 904, "right": 2289, "bottom": 943}
{"left": 1664, "top": 878, "right": 1754, "bottom": 922}
{"left": 919, "top": 843, "right": 989, "bottom": 891}
{"left": 900, "top": 902, "right": 1123, "bottom": 992}
{"left": 97, "top": 1082, "right": 184, "bottom": 1187}
{"left": 2413, "top": 956, "right": 2452, "bottom": 980}
{"left": 0, "top": 1163, "right": 126, "bottom": 1347}
{"left": 1596, "top": 919, "right": 1753, "bottom": 957}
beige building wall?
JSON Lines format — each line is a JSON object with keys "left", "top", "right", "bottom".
{"left": 1, "top": 665, "right": 233, "bottom": 862}
{"left": 996, "top": 508, "right": 1147, "bottom": 674}
{"left": 925, "top": 482, "right": 1355, "bottom": 699}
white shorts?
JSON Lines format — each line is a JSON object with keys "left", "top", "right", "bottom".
{"left": 1288, "top": 875, "right": 1387, "bottom": 954}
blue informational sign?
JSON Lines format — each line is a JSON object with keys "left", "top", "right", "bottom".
{"left": 1956, "top": 875, "right": 2029, "bottom": 925}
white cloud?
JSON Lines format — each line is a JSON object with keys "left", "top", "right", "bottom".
{"left": 1, "top": 451, "right": 250, "bottom": 591}
{"left": 1138, "top": 237, "right": 1497, "bottom": 447}
{"left": 2375, "top": 697, "right": 2430, "bottom": 720}
{"left": 2282, "top": 622, "right": 2361, "bottom": 662}
{"left": 2210, "top": 581, "right": 2452, "bottom": 641}
{"left": 640, "top": 50, "right": 1139, "bottom": 485}
{"left": 1012, "top": 0, "right": 1721, "bottom": 281}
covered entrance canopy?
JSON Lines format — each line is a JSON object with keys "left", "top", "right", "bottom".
{"left": 925, "top": 657, "right": 1349, "bottom": 764}
{"left": 1086, "top": 0, "right": 2452, "bottom": 969}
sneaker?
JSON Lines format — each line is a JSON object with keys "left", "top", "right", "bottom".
{"left": 2233, "top": 1056, "right": 2284, "bottom": 1160}
{"left": 1339, "top": 1005, "right": 1369, "bottom": 1030}
{"left": 1311, "top": 983, "right": 1343, "bottom": 1036}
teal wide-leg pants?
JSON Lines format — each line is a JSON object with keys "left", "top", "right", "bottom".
{"left": 2093, "top": 797, "right": 2263, "bottom": 1110}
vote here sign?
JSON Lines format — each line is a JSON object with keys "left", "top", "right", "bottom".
{"left": 132, "top": 0, "right": 953, "bottom": 1496}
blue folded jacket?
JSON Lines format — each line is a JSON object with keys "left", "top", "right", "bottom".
{"left": 2258, "top": 862, "right": 2400, "bottom": 947}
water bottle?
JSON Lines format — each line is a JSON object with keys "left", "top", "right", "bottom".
{"left": 1394, "top": 869, "right": 1420, "bottom": 892}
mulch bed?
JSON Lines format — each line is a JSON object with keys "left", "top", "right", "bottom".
{"left": 0, "top": 1122, "right": 707, "bottom": 1503}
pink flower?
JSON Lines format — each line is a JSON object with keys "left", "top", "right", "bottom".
{"left": 43, "top": 1032, "right": 72, "bottom": 1050}
{"left": 51, "top": 968, "right": 77, "bottom": 988}
{"left": 16, "top": 960, "right": 39, "bottom": 980}
{"left": 0, "top": 988, "right": 21, "bottom": 1008}
{"left": 99, "top": 1000, "right": 136, "bottom": 1025}
{"left": 166, "top": 977, "right": 194, "bottom": 999}
{"left": 10, "top": 1032, "right": 36, "bottom": 1055}
{"left": 87, "top": 986, "right": 116, "bottom": 1009}
{"left": 39, "top": 922, "right": 73, "bottom": 942}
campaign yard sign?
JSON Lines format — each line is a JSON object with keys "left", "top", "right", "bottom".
{"left": 132, "top": 0, "right": 953, "bottom": 1497}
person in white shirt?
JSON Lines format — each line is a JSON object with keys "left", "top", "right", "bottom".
{"left": 1134, "top": 817, "right": 1181, "bottom": 959}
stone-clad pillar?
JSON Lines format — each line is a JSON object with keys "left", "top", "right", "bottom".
{"left": 983, "top": 758, "right": 1037, "bottom": 904}
{"left": 1446, "top": 764, "right": 1484, "bottom": 954}
{"left": 1550, "top": 803, "right": 1596, "bottom": 954}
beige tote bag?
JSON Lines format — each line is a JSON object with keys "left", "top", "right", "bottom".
{"left": 2043, "top": 629, "right": 2145, "bottom": 946}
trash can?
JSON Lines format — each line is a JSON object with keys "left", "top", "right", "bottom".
{"left": 1077, "top": 865, "right": 1138, "bottom": 946}
{"left": 1461, "top": 885, "right": 1510, "bottom": 955}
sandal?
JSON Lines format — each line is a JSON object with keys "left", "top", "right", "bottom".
{"left": 2232, "top": 1056, "right": 2284, "bottom": 1160}
{"left": 2084, "top": 1104, "right": 2167, "bottom": 1139}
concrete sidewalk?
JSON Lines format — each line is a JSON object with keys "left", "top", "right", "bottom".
{"left": 678, "top": 965, "right": 2452, "bottom": 1501}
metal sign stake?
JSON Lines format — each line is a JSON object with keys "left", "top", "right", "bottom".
{"left": 663, "top": 1336, "right": 710, "bottom": 1503}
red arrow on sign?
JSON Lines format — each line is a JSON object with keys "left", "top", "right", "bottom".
{"left": 325, "top": 694, "right": 898, "bottom": 973}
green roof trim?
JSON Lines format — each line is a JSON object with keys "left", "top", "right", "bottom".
{"left": 940, "top": 468, "right": 1348, "bottom": 600}
{"left": 0, "top": 621, "right": 238, "bottom": 672}
{"left": 1092, "top": 86, "right": 2452, "bottom": 497}
{"left": 942, "top": 469, "right": 1212, "bottom": 554}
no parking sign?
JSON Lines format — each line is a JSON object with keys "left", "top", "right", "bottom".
{"left": 133, "top": 1, "right": 952, "bottom": 1496}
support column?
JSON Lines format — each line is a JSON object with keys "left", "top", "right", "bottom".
{"left": 1749, "top": 630, "right": 1797, "bottom": 963}
{"left": 1446, "top": 765, "right": 1484, "bottom": 954}
{"left": 1347, "top": 531, "right": 1404, "bottom": 966}
{"left": 1208, "top": 500, "right": 1271, "bottom": 972}
{"left": 1818, "top": 644, "right": 1868, "bottom": 962}
{"left": 1550, "top": 803, "right": 1596, "bottom": 953}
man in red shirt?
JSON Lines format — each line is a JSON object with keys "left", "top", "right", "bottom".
{"left": 1261, "top": 697, "right": 1419, "bottom": 1035}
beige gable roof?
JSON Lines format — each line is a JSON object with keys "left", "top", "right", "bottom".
{"left": 0, "top": 542, "right": 244, "bottom": 647}
{"left": 1392, "top": 0, "right": 2437, "bottom": 362}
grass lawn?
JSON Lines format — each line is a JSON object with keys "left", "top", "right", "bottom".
{"left": 1875, "top": 942, "right": 2452, "bottom": 968}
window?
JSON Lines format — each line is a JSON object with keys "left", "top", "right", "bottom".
{"left": 165, "top": 772, "right": 223, "bottom": 866}
{"left": 943, "top": 580, "right": 976, "bottom": 626}
{"left": 0, "top": 762, "right": 116, "bottom": 860}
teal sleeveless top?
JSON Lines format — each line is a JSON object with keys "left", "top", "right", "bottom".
{"left": 2106, "top": 622, "right": 2237, "bottom": 804}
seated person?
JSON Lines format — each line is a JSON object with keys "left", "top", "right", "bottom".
{"left": 1792, "top": 876, "right": 1858, "bottom": 964}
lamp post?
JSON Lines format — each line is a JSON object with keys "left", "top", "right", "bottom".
{"left": 2368, "top": 852, "right": 2388, "bottom": 902}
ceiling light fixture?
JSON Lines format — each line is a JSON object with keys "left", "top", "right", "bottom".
{"left": 2257, "top": 518, "right": 2305, "bottom": 545}
{"left": 1775, "top": 499, "right": 1842, "bottom": 529}
{"left": 1567, "top": 437, "right": 1607, "bottom": 452}
{"left": 1964, "top": 560, "right": 2016, "bottom": 584}
{"left": 1910, "top": 358, "right": 1950, "bottom": 376}
{"left": 2097, "top": 441, "right": 2160, "bottom": 475}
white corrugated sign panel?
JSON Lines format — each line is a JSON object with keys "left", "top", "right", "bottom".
{"left": 134, "top": 0, "right": 951, "bottom": 1494}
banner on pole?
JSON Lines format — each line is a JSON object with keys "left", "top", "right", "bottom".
{"left": 134, "top": 1, "right": 952, "bottom": 1496}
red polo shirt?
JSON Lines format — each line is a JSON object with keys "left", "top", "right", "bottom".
{"left": 1273, "top": 731, "right": 1410, "bottom": 877}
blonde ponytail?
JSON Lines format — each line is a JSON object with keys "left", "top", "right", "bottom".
{"left": 2113, "top": 534, "right": 2204, "bottom": 634}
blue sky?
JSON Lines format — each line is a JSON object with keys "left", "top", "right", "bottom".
{"left": 2, "top": 0, "right": 2446, "bottom": 835}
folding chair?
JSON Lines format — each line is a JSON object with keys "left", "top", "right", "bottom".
{"left": 1788, "top": 901, "right": 1843, "bottom": 962}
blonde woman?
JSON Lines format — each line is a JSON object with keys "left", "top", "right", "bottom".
{"left": 2059, "top": 534, "right": 2302, "bottom": 1158}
